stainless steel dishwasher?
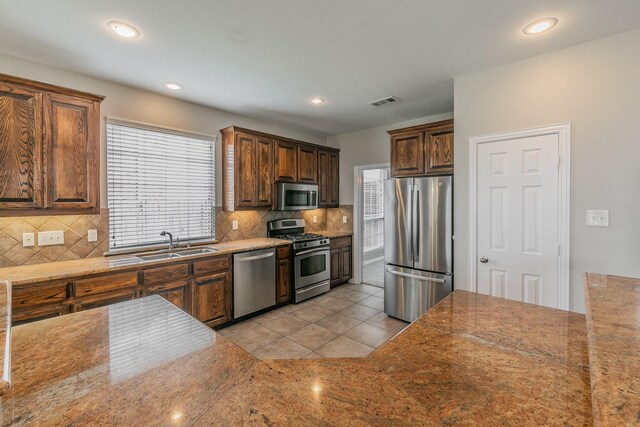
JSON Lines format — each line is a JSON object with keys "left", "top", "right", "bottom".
{"left": 233, "top": 248, "right": 276, "bottom": 318}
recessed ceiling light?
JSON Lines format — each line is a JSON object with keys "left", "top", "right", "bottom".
{"left": 165, "top": 83, "right": 183, "bottom": 90}
{"left": 310, "top": 97, "right": 325, "bottom": 105}
{"left": 523, "top": 17, "right": 558, "bottom": 35}
{"left": 107, "top": 21, "right": 140, "bottom": 38}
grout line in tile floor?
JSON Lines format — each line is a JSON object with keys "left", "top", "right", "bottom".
{"left": 218, "top": 283, "right": 409, "bottom": 360}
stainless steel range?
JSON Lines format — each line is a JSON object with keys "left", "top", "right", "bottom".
{"left": 267, "top": 219, "right": 330, "bottom": 302}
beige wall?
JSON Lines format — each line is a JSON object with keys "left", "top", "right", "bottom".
{"left": 454, "top": 28, "right": 640, "bottom": 313}
{"left": 328, "top": 112, "right": 453, "bottom": 205}
{"left": 0, "top": 53, "right": 328, "bottom": 209}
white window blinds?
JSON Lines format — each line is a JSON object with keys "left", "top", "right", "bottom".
{"left": 106, "top": 120, "right": 215, "bottom": 251}
{"left": 362, "top": 169, "right": 388, "bottom": 252}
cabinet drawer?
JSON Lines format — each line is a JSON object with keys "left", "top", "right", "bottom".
{"left": 73, "top": 288, "right": 138, "bottom": 312}
{"left": 142, "top": 263, "right": 190, "bottom": 285}
{"left": 277, "top": 246, "right": 291, "bottom": 260}
{"left": 13, "top": 281, "right": 70, "bottom": 309}
{"left": 193, "top": 256, "right": 230, "bottom": 277}
{"left": 74, "top": 271, "right": 138, "bottom": 297}
{"left": 13, "top": 304, "right": 70, "bottom": 326}
{"left": 330, "top": 236, "right": 352, "bottom": 250}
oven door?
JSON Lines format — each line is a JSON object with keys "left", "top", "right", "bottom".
{"left": 294, "top": 247, "right": 330, "bottom": 289}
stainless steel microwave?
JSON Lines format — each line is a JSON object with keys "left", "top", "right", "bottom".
{"left": 275, "top": 183, "right": 318, "bottom": 210}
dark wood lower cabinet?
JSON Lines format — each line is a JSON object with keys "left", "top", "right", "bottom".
{"left": 276, "top": 246, "right": 292, "bottom": 304}
{"left": 142, "top": 279, "right": 192, "bottom": 315}
{"left": 194, "top": 272, "right": 232, "bottom": 327}
{"left": 11, "top": 254, "right": 236, "bottom": 327}
{"left": 330, "top": 236, "right": 352, "bottom": 287}
{"left": 73, "top": 288, "right": 138, "bottom": 312}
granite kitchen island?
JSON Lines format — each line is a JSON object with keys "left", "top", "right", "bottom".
{"left": 0, "top": 289, "right": 592, "bottom": 426}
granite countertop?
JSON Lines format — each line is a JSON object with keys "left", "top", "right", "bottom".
{"left": 317, "top": 230, "right": 353, "bottom": 238}
{"left": 0, "top": 290, "right": 592, "bottom": 425}
{"left": 0, "top": 238, "right": 291, "bottom": 286}
{"left": 584, "top": 273, "right": 640, "bottom": 426}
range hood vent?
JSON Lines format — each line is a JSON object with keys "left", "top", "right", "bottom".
{"left": 369, "top": 96, "right": 399, "bottom": 107}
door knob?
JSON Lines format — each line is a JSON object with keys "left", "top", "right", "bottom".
{"left": 480, "top": 256, "right": 488, "bottom": 263}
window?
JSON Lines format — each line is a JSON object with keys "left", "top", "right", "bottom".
{"left": 362, "top": 168, "right": 388, "bottom": 252}
{"left": 106, "top": 120, "right": 215, "bottom": 251}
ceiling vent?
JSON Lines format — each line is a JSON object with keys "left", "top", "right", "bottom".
{"left": 369, "top": 96, "right": 399, "bottom": 107}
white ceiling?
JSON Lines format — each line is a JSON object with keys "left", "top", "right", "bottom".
{"left": 1, "top": 1, "right": 639, "bottom": 136}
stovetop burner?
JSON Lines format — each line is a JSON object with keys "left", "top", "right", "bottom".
{"left": 275, "top": 232, "right": 323, "bottom": 242}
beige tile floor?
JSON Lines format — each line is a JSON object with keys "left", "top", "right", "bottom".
{"left": 218, "top": 283, "right": 409, "bottom": 359}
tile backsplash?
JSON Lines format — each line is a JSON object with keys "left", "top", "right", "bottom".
{"left": 0, "top": 210, "right": 109, "bottom": 268}
{"left": 0, "top": 206, "right": 353, "bottom": 267}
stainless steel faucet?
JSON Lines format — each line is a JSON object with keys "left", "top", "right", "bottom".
{"left": 160, "top": 231, "right": 175, "bottom": 249}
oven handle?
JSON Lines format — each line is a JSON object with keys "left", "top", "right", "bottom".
{"left": 296, "top": 247, "right": 329, "bottom": 256}
{"left": 385, "top": 267, "right": 445, "bottom": 284}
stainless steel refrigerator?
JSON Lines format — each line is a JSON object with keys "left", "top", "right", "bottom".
{"left": 384, "top": 176, "right": 453, "bottom": 322}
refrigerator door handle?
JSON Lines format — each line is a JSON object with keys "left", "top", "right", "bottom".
{"left": 413, "top": 189, "right": 420, "bottom": 262}
{"left": 385, "top": 267, "right": 446, "bottom": 284}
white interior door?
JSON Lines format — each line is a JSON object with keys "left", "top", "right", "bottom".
{"left": 476, "top": 134, "right": 560, "bottom": 308}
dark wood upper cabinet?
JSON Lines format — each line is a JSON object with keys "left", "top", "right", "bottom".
{"left": 390, "top": 131, "right": 425, "bottom": 177}
{"left": 274, "top": 139, "right": 298, "bottom": 182}
{"left": 388, "top": 119, "right": 454, "bottom": 177}
{"left": 318, "top": 148, "right": 339, "bottom": 207}
{"left": 221, "top": 126, "right": 340, "bottom": 210}
{"left": 0, "top": 74, "right": 103, "bottom": 216}
{"left": 296, "top": 144, "right": 317, "bottom": 184}
{"left": 0, "top": 82, "right": 43, "bottom": 210}
{"left": 426, "top": 125, "right": 454, "bottom": 175}
{"left": 221, "top": 128, "right": 274, "bottom": 210}
{"left": 256, "top": 136, "right": 274, "bottom": 207}
{"left": 234, "top": 132, "right": 258, "bottom": 208}
{"left": 44, "top": 93, "right": 99, "bottom": 210}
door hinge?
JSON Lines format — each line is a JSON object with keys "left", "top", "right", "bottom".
{"left": 557, "top": 244, "right": 561, "bottom": 256}
{"left": 557, "top": 155, "right": 561, "bottom": 167}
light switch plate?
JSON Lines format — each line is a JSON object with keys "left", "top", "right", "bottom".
{"left": 88, "top": 229, "right": 98, "bottom": 242}
{"left": 342, "top": 215, "right": 347, "bottom": 224}
{"left": 232, "top": 220, "right": 239, "bottom": 230}
{"left": 586, "top": 210, "right": 609, "bottom": 227}
{"left": 22, "top": 233, "right": 35, "bottom": 247}
{"left": 313, "top": 215, "right": 317, "bottom": 223}
{"left": 38, "top": 230, "right": 64, "bottom": 246}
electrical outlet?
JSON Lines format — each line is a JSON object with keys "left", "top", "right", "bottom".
{"left": 586, "top": 210, "right": 609, "bottom": 227}
{"left": 22, "top": 233, "right": 35, "bottom": 247}
{"left": 232, "top": 220, "right": 239, "bottom": 230}
{"left": 88, "top": 229, "right": 98, "bottom": 242}
{"left": 38, "top": 230, "right": 64, "bottom": 246}
{"left": 342, "top": 215, "right": 347, "bottom": 224}
{"left": 313, "top": 215, "right": 317, "bottom": 223}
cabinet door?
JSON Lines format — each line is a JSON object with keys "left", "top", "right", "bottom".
{"left": 318, "top": 150, "right": 330, "bottom": 206}
{"left": 426, "top": 127, "right": 454, "bottom": 175}
{"left": 142, "top": 280, "right": 192, "bottom": 315}
{"left": 274, "top": 139, "right": 297, "bottom": 182}
{"left": 256, "top": 137, "right": 274, "bottom": 207}
{"left": 390, "top": 131, "right": 425, "bottom": 177}
{"left": 235, "top": 133, "right": 257, "bottom": 207}
{"left": 0, "top": 82, "right": 43, "bottom": 209}
{"left": 328, "top": 151, "right": 339, "bottom": 206}
{"left": 194, "top": 272, "right": 232, "bottom": 326}
{"left": 43, "top": 93, "right": 99, "bottom": 210}
{"left": 297, "top": 145, "right": 317, "bottom": 184}
{"left": 318, "top": 149, "right": 339, "bottom": 207}
{"left": 330, "top": 249, "right": 341, "bottom": 285}
{"left": 341, "top": 246, "right": 352, "bottom": 282}
{"left": 276, "top": 258, "right": 292, "bottom": 304}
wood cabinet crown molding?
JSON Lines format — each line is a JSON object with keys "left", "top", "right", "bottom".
{"left": 0, "top": 74, "right": 103, "bottom": 216}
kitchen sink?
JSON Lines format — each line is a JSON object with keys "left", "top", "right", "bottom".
{"left": 137, "top": 253, "right": 182, "bottom": 262}
{"left": 176, "top": 248, "right": 217, "bottom": 257}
